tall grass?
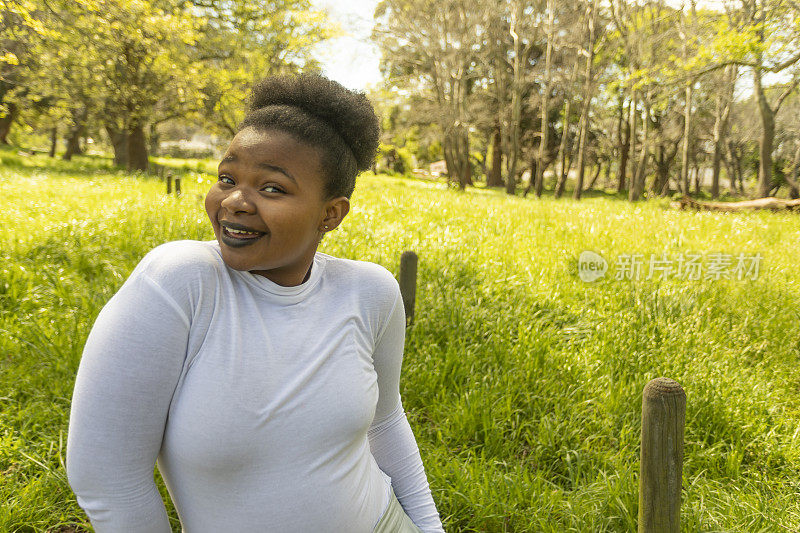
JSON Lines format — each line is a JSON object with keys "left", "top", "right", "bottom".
{"left": 2, "top": 149, "right": 800, "bottom": 531}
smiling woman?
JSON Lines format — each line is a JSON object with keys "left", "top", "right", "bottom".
{"left": 65, "top": 73, "right": 444, "bottom": 533}
{"left": 206, "top": 127, "right": 344, "bottom": 286}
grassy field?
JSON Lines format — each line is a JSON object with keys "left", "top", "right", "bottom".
{"left": 2, "top": 148, "right": 800, "bottom": 532}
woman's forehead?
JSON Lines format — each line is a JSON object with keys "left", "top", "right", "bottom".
{"left": 221, "top": 127, "right": 327, "bottom": 189}
{"left": 224, "top": 128, "right": 319, "bottom": 163}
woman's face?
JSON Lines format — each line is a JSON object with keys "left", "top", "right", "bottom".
{"left": 205, "top": 126, "right": 349, "bottom": 287}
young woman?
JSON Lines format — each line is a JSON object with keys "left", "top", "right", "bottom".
{"left": 66, "top": 74, "right": 444, "bottom": 533}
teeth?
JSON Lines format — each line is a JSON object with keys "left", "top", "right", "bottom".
{"left": 225, "top": 227, "right": 261, "bottom": 235}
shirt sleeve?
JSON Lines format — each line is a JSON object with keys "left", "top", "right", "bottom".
{"left": 368, "top": 288, "right": 445, "bottom": 533}
{"left": 66, "top": 271, "right": 191, "bottom": 532}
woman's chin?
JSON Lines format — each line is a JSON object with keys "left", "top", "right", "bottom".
{"left": 217, "top": 248, "right": 259, "bottom": 272}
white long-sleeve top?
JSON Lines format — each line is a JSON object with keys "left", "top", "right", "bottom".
{"left": 66, "top": 240, "right": 444, "bottom": 532}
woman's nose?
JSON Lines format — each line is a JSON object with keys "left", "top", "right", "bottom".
{"left": 220, "top": 188, "right": 255, "bottom": 213}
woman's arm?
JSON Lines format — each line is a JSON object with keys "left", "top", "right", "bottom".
{"left": 368, "top": 289, "right": 445, "bottom": 533}
{"left": 66, "top": 271, "right": 191, "bottom": 532}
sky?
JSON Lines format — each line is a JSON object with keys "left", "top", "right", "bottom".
{"left": 310, "top": 0, "right": 383, "bottom": 91}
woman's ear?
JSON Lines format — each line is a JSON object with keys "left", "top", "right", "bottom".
{"left": 320, "top": 197, "right": 350, "bottom": 231}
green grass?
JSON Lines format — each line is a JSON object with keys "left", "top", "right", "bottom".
{"left": 2, "top": 148, "right": 800, "bottom": 532}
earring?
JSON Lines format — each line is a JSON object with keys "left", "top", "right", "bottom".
{"left": 324, "top": 225, "right": 329, "bottom": 230}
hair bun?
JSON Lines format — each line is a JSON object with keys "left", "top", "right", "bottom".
{"left": 249, "top": 73, "right": 380, "bottom": 172}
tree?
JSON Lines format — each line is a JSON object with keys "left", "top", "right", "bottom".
{"left": 572, "top": 0, "right": 600, "bottom": 200}
{"left": 5, "top": 0, "right": 330, "bottom": 168}
{"left": 0, "top": 0, "right": 50, "bottom": 143}
{"left": 374, "top": 0, "right": 484, "bottom": 189}
{"left": 720, "top": 0, "right": 800, "bottom": 197}
{"left": 532, "top": 0, "right": 554, "bottom": 197}
{"left": 192, "top": 0, "right": 331, "bottom": 137}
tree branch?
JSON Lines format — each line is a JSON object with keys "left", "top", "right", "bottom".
{"left": 774, "top": 77, "right": 800, "bottom": 113}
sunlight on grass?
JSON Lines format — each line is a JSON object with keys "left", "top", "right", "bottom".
{"left": 2, "top": 153, "right": 800, "bottom": 531}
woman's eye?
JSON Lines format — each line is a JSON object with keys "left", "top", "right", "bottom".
{"left": 218, "top": 175, "right": 234, "bottom": 185}
{"left": 262, "top": 185, "right": 284, "bottom": 193}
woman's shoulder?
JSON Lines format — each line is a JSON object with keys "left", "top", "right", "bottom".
{"left": 317, "top": 253, "right": 401, "bottom": 326}
{"left": 318, "top": 252, "right": 400, "bottom": 294}
{"left": 131, "top": 240, "right": 224, "bottom": 288}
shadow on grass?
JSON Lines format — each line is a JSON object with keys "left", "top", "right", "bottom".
{"left": 0, "top": 145, "right": 212, "bottom": 180}
{"left": 403, "top": 172, "right": 756, "bottom": 204}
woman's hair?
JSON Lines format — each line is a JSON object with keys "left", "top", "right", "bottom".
{"left": 239, "top": 73, "right": 380, "bottom": 200}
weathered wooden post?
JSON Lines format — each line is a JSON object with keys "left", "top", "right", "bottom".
{"left": 398, "top": 251, "right": 417, "bottom": 326}
{"left": 175, "top": 177, "right": 182, "bottom": 197}
{"left": 166, "top": 174, "right": 173, "bottom": 194}
{"left": 639, "top": 377, "right": 686, "bottom": 533}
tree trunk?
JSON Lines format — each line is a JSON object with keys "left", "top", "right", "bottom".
{"left": 628, "top": 91, "right": 639, "bottom": 190}
{"left": 722, "top": 150, "right": 736, "bottom": 194}
{"left": 660, "top": 173, "right": 672, "bottom": 197}
{"left": 617, "top": 95, "right": 630, "bottom": 193}
{"left": 525, "top": 156, "right": 538, "bottom": 197}
{"left": 536, "top": 0, "right": 555, "bottom": 198}
{"left": 0, "top": 102, "right": 18, "bottom": 144}
{"left": 458, "top": 127, "right": 472, "bottom": 189}
{"left": 63, "top": 106, "right": 88, "bottom": 161}
{"left": 48, "top": 126, "right": 57, "bottom": 157}
{"left": 754, "top": 63, "right": 775, "bottom": 198}
{"left": 488, "top": 121, "right": 503, "bottom": 187}
{"left": 585, "top": 164, "right": 602, "bottom": 190}
{"left": 554, "top": 61, "right": 581, "bottom": 199}
{"left": 676, "top": 195, "right": 800, "bottom": 211}
{"left": 504, "top": 1, "right": 524, "bottom": 195}
{"left": 629, "top": 94, "right": 650, "bottom": 201}
{"left": 63, "top": 132, "right": 82, "bottom": 161}
{"left": 678, "top": 3, "right": 698, "bottom": 195}
{"left": 573, "top": 0, "right": 598, "bottom": 201}
{"left": 149, "top": 123, "right": 160, "bottom": 156}
{"left": 106, "top": 124, "right": 128, "bottom": 168}
{"left": 787, "top": 142, "right": 800, "bottom": 199}
{"left": 504, "top": 117, "right": 517, "bottom": 195}
{"left": 725, "top": 140, "right": 744, "bottom": 194}
{"left": 127, "top": 122, "right": 149, "bottom": 172}
{"left": 757, "top": 108, "right": 774, "bottom": 198}
{"left": 504, "top": 165, "right": 516, "bottom": 195}
{"left": 443, "top": 128, "right": 471, "bottom": 189}
{"left": 443, "top": 134, "right": 457, "bottom": 186}
{"left": 710, "top": 115, "right": 726, "bottom": 199}
{"left": 680, "top": 80, "right": 693, "bottom": 195}
{"left": 651, "top": 146, "right": 667, "bottom": 196}
{"left": 479, "top": 141, "right": 488, "bottom": 181}
{"left": 710, "top": 65, "right": 736, "bottom": 199}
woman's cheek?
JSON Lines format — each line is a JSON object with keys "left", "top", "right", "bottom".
{"left": 204, "top": 187, "right": 221, "bottom": 232}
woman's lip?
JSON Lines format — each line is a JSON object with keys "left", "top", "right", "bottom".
{"left": 220, "top": 226, "right": 266, "bottom": 248}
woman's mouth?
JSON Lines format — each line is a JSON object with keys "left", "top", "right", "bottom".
{"left": 220, "top": 222, "right": 267, "bottom": 247}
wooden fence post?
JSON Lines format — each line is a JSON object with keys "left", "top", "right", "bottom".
{"left": 166, "top": 174, "right": 173, "bottom": 194}
{"left": 639, "top": 377, "right": 686, "bottom": 533}
{"left": 398, "top": 251, "right": 417, "bottom": 326}
{"left": 175, "top": 177, "right": 181, "bottom": 197}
